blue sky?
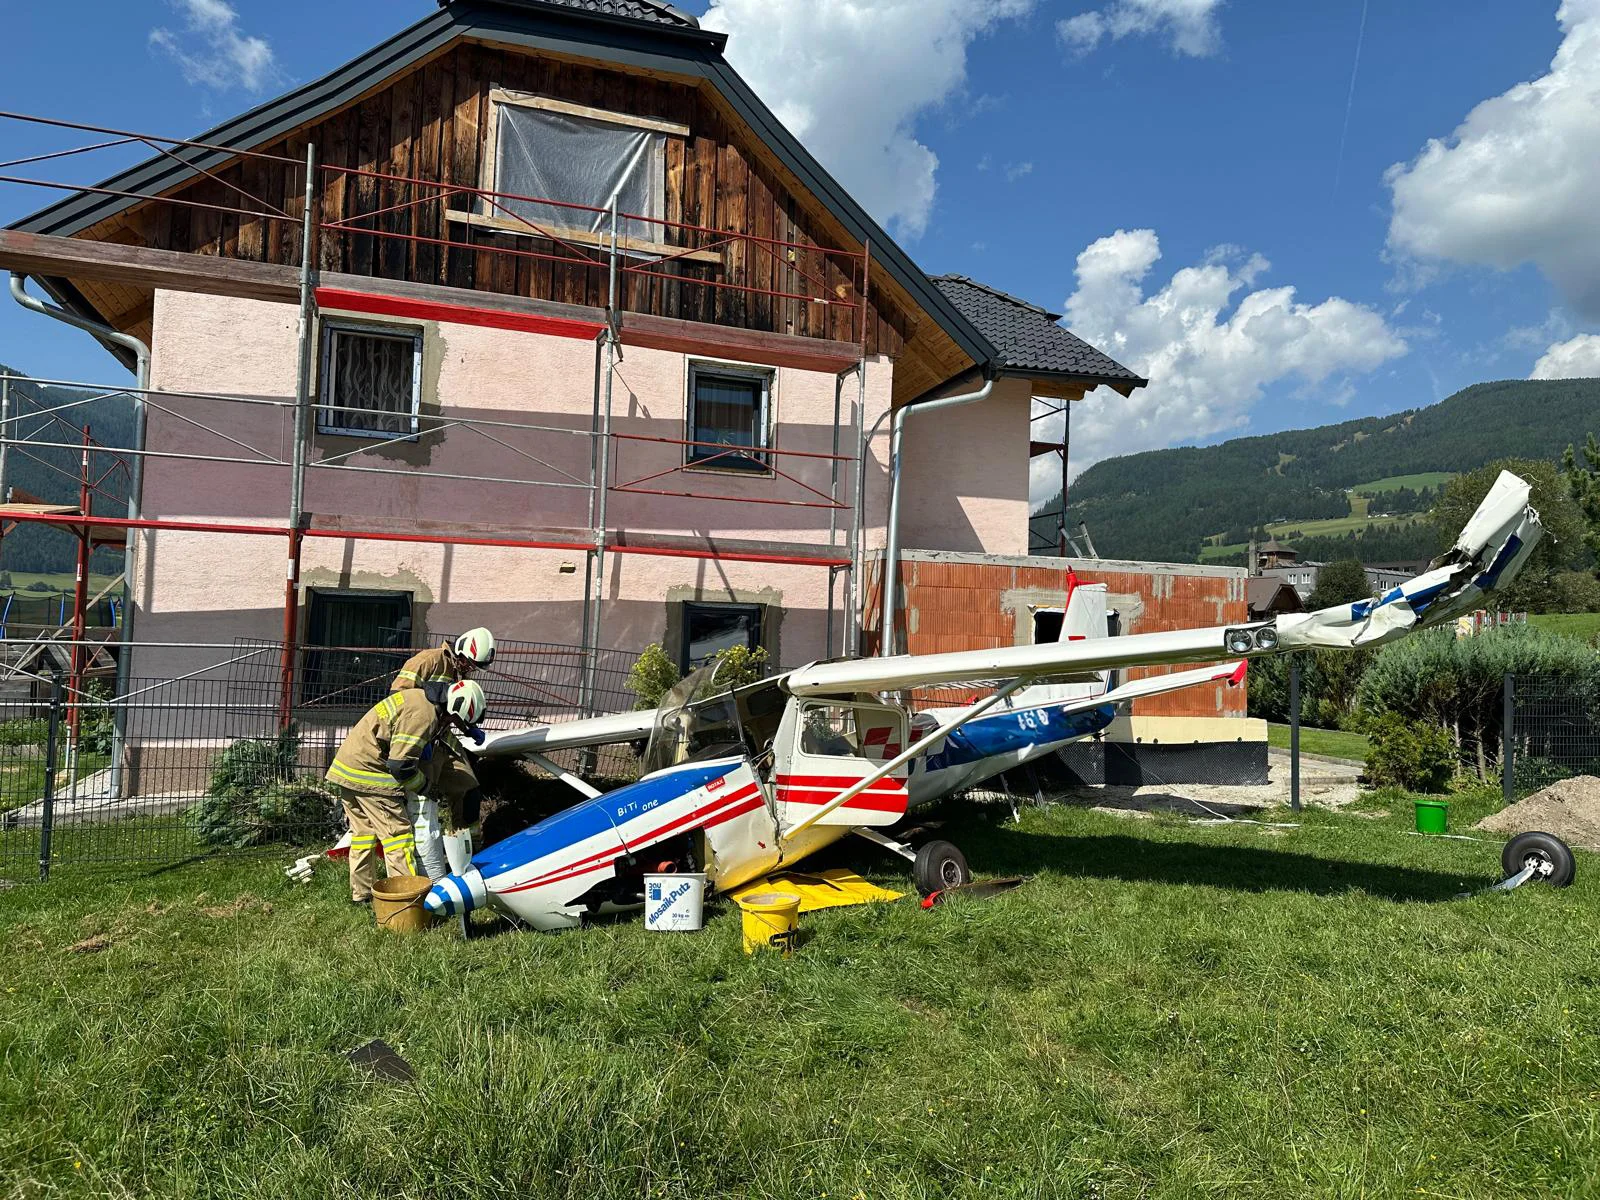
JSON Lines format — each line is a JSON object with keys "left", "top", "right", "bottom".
{"left": 4, "top": 0, "right": 1597, "bottom": 486}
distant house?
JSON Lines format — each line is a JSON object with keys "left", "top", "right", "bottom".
{"left": 1247, "top": 576, "right": 1304, "bottom": 620}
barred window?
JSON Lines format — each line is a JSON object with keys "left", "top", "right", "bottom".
{"left": 317, "top": 322, "right": 422, "bottom": 440}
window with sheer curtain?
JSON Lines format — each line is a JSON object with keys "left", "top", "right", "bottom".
{"left": 686, "top": 362, "right": 772, "bottom": 473}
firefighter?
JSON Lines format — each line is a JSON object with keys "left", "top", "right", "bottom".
{"left": 328, "top": 679, "right": 487, "bottom": 903}
{"left": 391, "top": 630, "right": 495, "bottom": 849}
{"left": 391, "top": 627, "right": 496, "bottom": 691}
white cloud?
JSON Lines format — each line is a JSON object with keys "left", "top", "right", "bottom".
{"left": 1004, "top": 161, "right": 1034, "bottom": 182}
{"left": 1530, "top": 333, "right": 1600, "bottom": 379}
{"left": 1029, "top": 229, "right": 1407, "bottom": 502}
{"left": 150, "top": 0, "right": 280, "bottom": 92}
{"left": 1385, "top": 0, "right": 1600, "bottom": 318}
{"left": 1058, "top": 0, "right": 1224, "bottom": 57}
{"left": 701, "top": 0, "right": 1033, "bottom": 239}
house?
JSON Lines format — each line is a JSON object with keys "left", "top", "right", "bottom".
{"left": 1246, "top": 575, "right": 1304, "bottom": 621}
{"left": 1, "top": 0, "right": 1254, "bottom": 778}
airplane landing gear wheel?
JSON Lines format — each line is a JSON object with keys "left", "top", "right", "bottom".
{"left": 914, "top": 839, "right": 970, "bottom": 896}
{"left": 1501, "top": 831, "right": 1575, "bottom": 888}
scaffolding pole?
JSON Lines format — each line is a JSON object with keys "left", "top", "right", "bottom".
{"left": 583, "top": 195, "right": 620, "bottom": 715}
{"left": 281, "top": 142, "right": 317, "bottom": 725}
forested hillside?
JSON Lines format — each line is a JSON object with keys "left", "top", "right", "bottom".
{"left": 0, "top": 365, "right": 134, "bottom": 576}
{"left": 1055, "top": 378, "right": 1600, "bottom": 563}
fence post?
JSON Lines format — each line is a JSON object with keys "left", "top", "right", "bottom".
{"left": 1502, "top": 671, "right": 1515, "bottom": 807}
{"left": 1288, "top": 658, "right": 1301, "bottom": 813}
{"left": 39, "top": 672, "right": 62, "bottom": 882}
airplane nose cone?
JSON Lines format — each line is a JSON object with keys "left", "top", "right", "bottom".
{"left": 425, "top": 868, "right": 486, "bottom": 916}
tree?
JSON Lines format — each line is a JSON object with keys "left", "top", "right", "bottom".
{"left": 1307, "top": 558, "right": 1371, "bottom": 610}
{"left": 1429, "top": 458, "right": 1586, "bottom": 612}
{"left": 1563, "top": 432, "right": 1600, "bottom": 564}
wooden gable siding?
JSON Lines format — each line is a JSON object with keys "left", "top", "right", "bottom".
{"left": 105, "top": 42, "right": 909, "bottom": 362}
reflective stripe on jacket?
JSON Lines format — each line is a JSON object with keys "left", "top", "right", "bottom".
{"left": 392, "top": 644, "right": 456, "bottom": 692}
{"left": 327, "top": 689, "right": 440, "bottom": 798}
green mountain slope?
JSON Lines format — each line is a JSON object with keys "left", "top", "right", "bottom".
{"left": 0, "top": 365, "right": 134, "bottom": 576}
{"left": 1055, "top": 378, "right": 1600, "bottom": 564}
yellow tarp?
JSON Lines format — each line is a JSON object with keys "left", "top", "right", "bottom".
{"left": 730, "top": 868, "right": 903, "bottom": 913}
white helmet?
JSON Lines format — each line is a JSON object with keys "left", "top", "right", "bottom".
{"left": 445, "top": 679, "right": 487, "bottom": 727}
{"left": 453, "top": 627, "right": 496, "bottom": 667}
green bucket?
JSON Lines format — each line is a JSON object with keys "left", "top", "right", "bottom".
{"left": 1414, "top": 798, "right": 1449, "bottom": 835}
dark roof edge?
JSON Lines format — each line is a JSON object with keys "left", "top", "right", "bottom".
{"left": 1002, "top": 365, "right": 1148, "bottom": 393}
{"left": 705, "top": 62, "right": 996, "bottom": 370}
{"left": 458, "top": 0, "right": 726, "bottom": 48}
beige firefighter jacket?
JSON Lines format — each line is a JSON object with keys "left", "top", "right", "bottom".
{"left": 326, "top": 688, "right": 442, "bottom": 798}
{"left": 391, "top": 643, "right": 458, "bottom": 692}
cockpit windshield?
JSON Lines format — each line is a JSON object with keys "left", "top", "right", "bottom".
{"left": 639, "top": 663, "right": 789, "bottom": 777}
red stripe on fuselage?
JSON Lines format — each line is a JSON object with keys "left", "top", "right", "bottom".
{"left": 498, "top": 781, "right": 763, "bottom": 895}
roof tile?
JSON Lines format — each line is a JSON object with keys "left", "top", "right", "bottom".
{"left": 440, "top": 0, "right": 701, "bottom": 30}
{"left": 930, "top": 274, "right": 1145, "bottom": 388}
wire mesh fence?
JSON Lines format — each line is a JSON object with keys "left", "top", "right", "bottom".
{"left": 1510, "top": 673, "right": 1600, "bottom": 798}
{"left": 0, "top": 638, "right": 647, "bottom": 882}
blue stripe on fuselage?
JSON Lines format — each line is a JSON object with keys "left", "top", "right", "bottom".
{"left": 922, "top": 703, "right": 1115, "bottom": 773}
{"left": 471, "top": 757, "right": 742, "bottom": 878}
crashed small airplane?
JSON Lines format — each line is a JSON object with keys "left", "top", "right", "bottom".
{"left": 425, "top": 471, "right": 1542, "bottom": 930}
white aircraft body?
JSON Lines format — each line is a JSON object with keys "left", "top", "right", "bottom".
{"left": 425, "top": 472, "right": 1542, "bottom": 930}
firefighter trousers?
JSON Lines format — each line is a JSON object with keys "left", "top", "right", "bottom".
{"left": 338, "top": 785, "right": 419, "bottom": 901}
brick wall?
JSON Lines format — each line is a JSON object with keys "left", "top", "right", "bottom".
{"left": 866, "top": 552, "right": 1249, "bottom": 718}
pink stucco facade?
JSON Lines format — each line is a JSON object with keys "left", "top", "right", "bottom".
{"left": 131, "top": 288, "right": 1036, "bottom": 683}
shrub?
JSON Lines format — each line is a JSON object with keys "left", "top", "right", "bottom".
{"left": 1365, "top": 713, "right": 1455, "bottom": 793}
{"left": 190, "top": 724, "right": 339, "bottom": 849}
{"left": 80, "top": 680, "right": 114, "bottom": 756}
{"left": 25, "top": 582, "right": 51, "bottom": 593}
{"left": 625, "top": 642, "right": 771, "bottom": 711}
{"left": 626, "top": 643, "right": 681, "bottom": 710}
{"left": 1357, "top": 623, "right": 1600, "bottom": 779}
{"left": 0, "top": 718, "right": 48, "bottom": 747}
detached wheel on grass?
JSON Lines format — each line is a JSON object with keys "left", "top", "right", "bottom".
{"left": 913, "top": 839, "right": 970, "bottom": 897}
{"left": 1502, "top": 831, "right": 1576, "bottom": 888}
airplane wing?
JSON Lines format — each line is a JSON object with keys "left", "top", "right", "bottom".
{"left": 477, "top": 708, "right": 657, "bottom": 759}
{"left": 787, "top": 471, "right": 1540, "bottom": 698}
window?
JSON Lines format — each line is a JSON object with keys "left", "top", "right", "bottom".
{"left": 800, "top": 704, "right": 861, "bottom": 757}
{"left": 486, "top": 92, "right": 674, "bottom": 246}
{"left": 679, "top": 602, "right": 762, "bottom": 674}
{"left": 686, "top": 363, "right": 772, "bottom": 473}
{"left": 317, "top": 322, "right": 422, "bottom": 440}
{"left": 301, "top": 590, "right": 412, "bottom": 707}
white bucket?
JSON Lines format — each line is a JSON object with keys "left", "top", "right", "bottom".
{"left": 643, "top": 872, "right": 707, "bottom": 932}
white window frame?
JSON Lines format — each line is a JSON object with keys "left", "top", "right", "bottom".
{"left": 316, "top": 319, "right": 424, "bottom": 442}
{"left": 684, "top": 359, "right": 775, "bottom": 476}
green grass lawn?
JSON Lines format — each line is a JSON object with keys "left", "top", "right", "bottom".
{"left": 2, "top": 796, "right": 1597, "bottom": 1198}
{"left": 1266, "top": 723, "right": 1370, "bottom": 762}
{"left": 1529, "top": 612, "right": 1600, "bottom": 644}
{"left": 1349, "top": 472, "right": 1456, "bottom": 496}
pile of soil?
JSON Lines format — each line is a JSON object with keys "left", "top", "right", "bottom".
{"left": 1475, "top": 775, "right": 1600, "bottom": 853}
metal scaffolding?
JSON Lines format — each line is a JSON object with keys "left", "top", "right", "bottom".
{"left": 0, "top": 109, "right": 875, "bottom": 767}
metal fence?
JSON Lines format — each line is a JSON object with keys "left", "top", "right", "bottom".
{"left": 0, "top": 638, "right": 643, "bottom": 881}
{"left": 1509, "top": 673, "right": 1600, "bottom": 799}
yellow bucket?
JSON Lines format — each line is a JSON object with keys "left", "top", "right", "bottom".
{"left": 372, "top": 875, "right": 434, "bottom": 934}
{"left": 739, "top": 891, "right": 800, "bottom": 954}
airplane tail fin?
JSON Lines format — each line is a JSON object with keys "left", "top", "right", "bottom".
{"left": 1060, "top": 577, "right": 1108, "bottom": 642}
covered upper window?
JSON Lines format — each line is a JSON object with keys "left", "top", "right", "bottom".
{"left": 482, "top": 90, "right": 684, "bottom": 247}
